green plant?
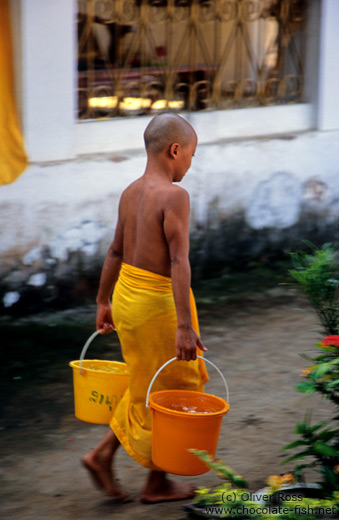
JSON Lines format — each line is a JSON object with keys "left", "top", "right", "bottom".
{"left": 190, "top": 450, "right": 339, "bottom": 519}
{"left": 288, "top": 242, "right": 339, "bottom": 335}
{"left": 282, "top": 243, "right": 339, "bottom": 498}
{"left": 282, "top": 411, "right": 339, "bottom": 496}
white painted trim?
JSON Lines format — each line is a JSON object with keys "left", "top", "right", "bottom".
{"left": 75, "top": 104, "right": 314, "bottom": 156}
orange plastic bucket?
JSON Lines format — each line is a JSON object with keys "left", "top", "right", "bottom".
{"left": 146, "top": 356, "right": 229, "bottom": 476}
{"left": 69, "top": 330, "right": 129, "bottom": 424}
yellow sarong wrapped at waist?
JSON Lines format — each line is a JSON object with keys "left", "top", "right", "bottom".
{"left": 110, "top": 262, "right": 208, "bottom": 469}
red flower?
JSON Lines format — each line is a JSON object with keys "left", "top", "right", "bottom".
{"left": 320, "top": 335, "right": 339, "bottom": 348}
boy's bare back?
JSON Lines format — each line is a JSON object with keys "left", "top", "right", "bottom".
{"left": 117, "top": 175, "right": 190, "bottom": 278}
{"left": 112, "top": 113, "right": 197, "bottom": 278}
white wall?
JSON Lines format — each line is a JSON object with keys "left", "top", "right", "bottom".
{"left": 1, "top": 128, "right": 338, "bottom": 262}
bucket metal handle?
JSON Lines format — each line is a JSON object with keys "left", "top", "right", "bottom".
{"left": 145, "top": 356, "right": 229, "bottom": 408}
{"left": 78, "top": 329, "right": 104, "bottom": 374}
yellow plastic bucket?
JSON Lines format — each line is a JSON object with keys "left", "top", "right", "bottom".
{"left": 69, "top": 330, "right": 129, "bottom": 424}
{"left": 146, "top": 356, "right": 229, "bottom": 476}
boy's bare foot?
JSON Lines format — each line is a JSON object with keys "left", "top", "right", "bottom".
{"left": 140, "top": 471, "right": 196, "bottom": 504}
{"left": 82, "top": 451, "right": 129, "bottom": 501}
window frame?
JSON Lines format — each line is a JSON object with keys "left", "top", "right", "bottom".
{"left": 74, "top": 0, "right": 319, "bottom": 155}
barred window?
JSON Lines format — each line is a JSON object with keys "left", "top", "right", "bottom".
{"left": 77, "top": 0, "right": 308, "bottom": 119}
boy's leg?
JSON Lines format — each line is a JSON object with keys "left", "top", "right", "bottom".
{"left": 82, "top": 428, "right": 128, "bottom": 500}
{"left": 140, "top": 470, "right": 196, "bottom": 503}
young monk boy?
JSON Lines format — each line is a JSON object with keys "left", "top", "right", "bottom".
{"left": 82, "top": 113, "right": 209, "bottom": 503}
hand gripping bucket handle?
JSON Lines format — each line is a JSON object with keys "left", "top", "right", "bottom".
{"left": 146, "top": 356, "right": 229, "bottom": 408}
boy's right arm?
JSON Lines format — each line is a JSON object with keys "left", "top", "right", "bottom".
{"left": 96, "top": 218, "right": 123, "bottom": 333}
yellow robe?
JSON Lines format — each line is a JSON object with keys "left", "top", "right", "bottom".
{"left": 110, "top": 263, "right": 208, "bottom": 469}
{"left": 0, "top": 0, "right": 28, "bottom": 185}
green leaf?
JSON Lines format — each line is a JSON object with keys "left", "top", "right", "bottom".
{"left": 313, "top": 442, "right": 339, "bottom": 457}
{"left": 189, "top": 450, "right": 248, "bottom": 488}
{"left": 313, "top": 362, "right": 333, "bottom": 379}
{"left": 294, "top": 422, "right": 309, "bottom": 434}
{"left": 318, "top": 346, "right": 339, "bottom": 354}
{"left": 282, "top": 449, "right": 313, "bottom": 464}
{"left": 309, "top": 421, "right": 329, "bottom": 433}
{"left": 322, "top": 466, "right": 339, "bottom": 488}
{"left": 317, "top": 429, "right": 337, "bottom": 442}
{"left": 301, "top": 239, "right": 319, "bottom": 251}
{"left": 326, "top": 379, "right": 339, "bottom": 388}
{"left": 314, "top": 353, "right": 335, "bottom": 362}
{"left": 282, "top": 439, "right": 308, "bottom": 450}
{"left": 296, "top": 381, "right": 316, "bottom": 393}
{"left": 300, "top": 353, "right": 316, "bottom": 362}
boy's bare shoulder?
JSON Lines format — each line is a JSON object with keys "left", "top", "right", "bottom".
{"left": 120, "top": 178, "right": 141, "bottom": 197}
{"left": 121, "top": 178, "right": 189, "bottom": 203}
{"left": 164, "top": 184, "right": 190, "bottom": 212}
{"left": 168, "top": 183, "right": 188, "bottom": 195}
{"left": 118, "top": 178, "right": 142, "bottom": 207}
{"left": 166, "top": 183, "right": 189, "bottom": 200}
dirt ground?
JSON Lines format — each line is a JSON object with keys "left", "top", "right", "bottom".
{"left": 0, "top": 287, "right": 332, "bottom": 520}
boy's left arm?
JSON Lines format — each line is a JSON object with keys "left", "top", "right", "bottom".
{"left": 163, "top": 188, "right": 207, "bottom": 360}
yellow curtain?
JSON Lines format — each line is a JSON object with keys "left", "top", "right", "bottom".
{"left": 0, "top": 0, "right": 28, "bottom": 185}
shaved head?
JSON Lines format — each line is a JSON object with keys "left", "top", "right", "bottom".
{"left": 144, "top": 113, "right": 197, "bottom": 154}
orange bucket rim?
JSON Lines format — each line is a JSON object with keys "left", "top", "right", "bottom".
{"left": 149, "top": 389, "right": 229, "bottom": 417}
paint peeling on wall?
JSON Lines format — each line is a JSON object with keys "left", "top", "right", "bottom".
{"left": 245, "top": 172, "right": 302, "bottom": 230}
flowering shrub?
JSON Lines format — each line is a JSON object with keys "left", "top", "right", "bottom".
{"left": 296, "top": 335, "right": 339, "bottom": 406}
{"left": 321, "top": 336, "right": 339, "bottom": 348}
{"left": 282, "top": 244, "right": 339, "bottom": 498}
{"left": 187, "top": 244, "right": 339, "bottom": 518}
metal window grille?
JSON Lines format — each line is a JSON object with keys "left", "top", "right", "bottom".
{"left": 77, "top": 0, "right": 308, "bottom": 119}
